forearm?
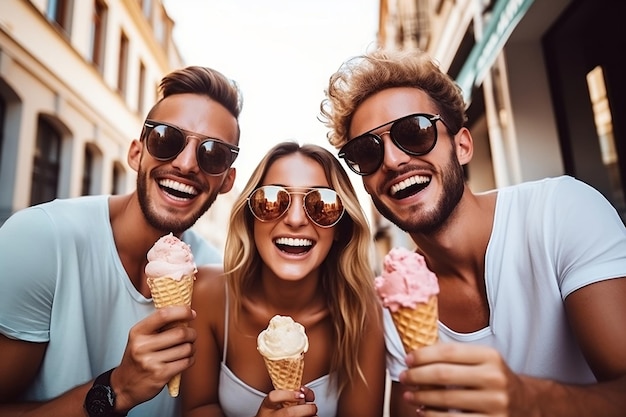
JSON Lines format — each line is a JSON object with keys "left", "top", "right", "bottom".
{"left": 520, "top": 374, "right": 626, "bottom": 417}
{"left": 0, "top": 383, "right": 91, "bottom": 417}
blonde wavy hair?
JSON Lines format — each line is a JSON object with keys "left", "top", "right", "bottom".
{"left": 320, "top": 48, "right": 467, "bottom": 148}
{"left": 223, "top": 141, "right": 379, "bottom": 394}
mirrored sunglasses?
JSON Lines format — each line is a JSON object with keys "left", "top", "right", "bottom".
{"left": 142, "top": 120, "right": 239, "bottom": 175}
{"left": 247, "top": 185, "right": 345, "bottom": 228}
{"left": 338, "top": 113, "right": 447, "bottom": 176}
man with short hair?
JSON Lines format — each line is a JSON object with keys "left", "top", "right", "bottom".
{"left": 0, "top": 65, "right": 243, "bottom": 417}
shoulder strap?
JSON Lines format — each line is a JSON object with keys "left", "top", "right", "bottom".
{"left": 222, "top": 281, "right": 230, "bottom": 363}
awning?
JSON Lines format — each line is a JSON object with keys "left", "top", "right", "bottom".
{"left": 456, "top": 0, "right": 535, "bottom": 104}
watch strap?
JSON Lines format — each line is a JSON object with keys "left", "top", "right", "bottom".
{"left": 86, "top": 368, "right": 127, "bottom": 417}
{"left": 94, "top": 368, "right": 115, "bottom": 386}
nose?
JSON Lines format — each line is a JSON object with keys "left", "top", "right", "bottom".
{"left": 283, "top": 195, "right": 309, "bottom": 227}
{"left": 171, "top": 136, "right": 200, "bottom": 174}
{"left": 380, "top": 131, "right": 410, "bottom": 172}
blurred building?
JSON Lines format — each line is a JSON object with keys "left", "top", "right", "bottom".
{"left": 0, "top": 0, "right": 235, "bottom": 252}
{"left": 375, "top": 0, "right": 625, "bottom": 254}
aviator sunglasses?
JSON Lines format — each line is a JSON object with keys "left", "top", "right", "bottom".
{"left": 142, "top": 120, "right": 239, "bottom": 175}
{"left": 338, "top": 113, "right": 449, "bottom": 176}
{"left": 247, "top": 185, "right": 345, "bottom": 228}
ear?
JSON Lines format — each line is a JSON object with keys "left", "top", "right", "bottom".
{"left": 218, "top": 167, "right": 236, "bottom": 194}
{"left": 455, "top": 127, "right": 473, "bottom": 165}
{"left": 127, "top": 139, "right": 143, "bottom": 172}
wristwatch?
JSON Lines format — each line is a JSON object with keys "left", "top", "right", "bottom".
{"left": 84, "top": 368, "right": 127, "bottom": 417}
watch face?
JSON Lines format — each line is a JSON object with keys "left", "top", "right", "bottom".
{"left": 85, "top": 385, "right": 114, "bottom": 417}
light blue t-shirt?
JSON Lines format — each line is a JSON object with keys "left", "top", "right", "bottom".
{"left": 0, "top": 195, "right": 221, "bottom": 416}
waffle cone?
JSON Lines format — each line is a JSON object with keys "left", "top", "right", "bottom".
{"left": 391, "top": 295, "right": 438, "bottom": 353}
{"left": 147, "top": 274, "right": 195, "bottom": 397}
{"left": 262, "top": 354, "right": 304, "bottom": 391}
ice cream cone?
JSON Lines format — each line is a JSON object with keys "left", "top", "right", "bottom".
{"left": 257, "top": 315, "right": 309, "bottom": 406}
{"left": 390, "top": 295, "right": 438, "bottom": 353}
{"left": 147, "top": 274, "right": 194, "bottom": 310}
{"left": 147, "top": 274, "right": 194, "bottom": 397}
{"left": 262, "top": 354, "right": 305, "bottom": 391}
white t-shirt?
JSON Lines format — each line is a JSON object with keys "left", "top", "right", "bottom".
{"left": 386, "top": 176, "right": 626, "bottom": 383}
{"left": 0, "top": 195, "right": 222, "bottom": 417}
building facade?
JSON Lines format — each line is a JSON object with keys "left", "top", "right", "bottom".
{"left": 375, "top": 0, "right": 625, "bottom": 252}
{"left": 0, "top": 0, "right": 235, "bottom": 251}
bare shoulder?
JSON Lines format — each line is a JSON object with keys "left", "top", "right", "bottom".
{"left": 193, "top": 264, "right": 226, "bottom": 318}
{"left": 195, "top": 264, "right": 225, "bottom": 292}
{"left": 365, "top": 301, "right": 384, "bottom": 334}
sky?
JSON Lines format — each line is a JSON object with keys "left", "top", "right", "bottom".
{"left": 162, "top": 0, "right": 379, "bottom": 192}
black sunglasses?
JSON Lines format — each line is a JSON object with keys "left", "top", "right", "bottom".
{"left": 338, "top": 113, "right": 448, "bottom": 176}
{"left": 247, "top": 185, "right": 345, "bottom": 228}
{"left": 142, "top": 120, "right": 239, "bottom": 175}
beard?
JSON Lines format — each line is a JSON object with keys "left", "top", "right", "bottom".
{"left": 136, "top": 165, "right": 219, "bottom": 234}
{"left": 371, "top": 148, "right": 465, "bottom": 235}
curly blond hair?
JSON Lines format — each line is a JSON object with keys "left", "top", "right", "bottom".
{"left": 320, "top": 48, "right": 467, "bottom": 148}
{"left": 223, "top": 141, "right": 380, "bottom": 394}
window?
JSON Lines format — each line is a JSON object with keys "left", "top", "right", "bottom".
{"left": 153, "top": 6, "right": 170, "bottom": 48}
{"left": 117, "top": 31, "right": 129, "bottom": 97}
{"left": 47, "top": 0, "right": 73, "bottom": 34}
{"left": 138, "top": 61, "right": 146, "bottom": 115}
{"left": 111, "top": 162, "right": 124, "bottom": 195}
{"left": 31, "top": 118, "right": 61, "bottom": 206}
{"left": 89, "top": 0, "right": 107, "bottom": 72}
{"left": 81, "top": 146, "right": 94, "bottom": 195}
{"left": 587, "top": 65, "right": 625, "bottom": 220}
{"left": 154, "top": 12, "right": 164, "bottom": 44}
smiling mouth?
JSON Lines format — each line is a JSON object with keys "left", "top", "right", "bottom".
{"left": 274, "top": 237, "right": 314, "bottom": 255}
{"left": 390, "top": 174, "right": 431, "bottom": 200}
{"left": 158, "top": 179, "right": 199, "bottom": 200}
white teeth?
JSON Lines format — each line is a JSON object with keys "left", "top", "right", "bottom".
{"left": 390, "top": 175, "right": 430, "bottom": 196}
{"left": 274, "top": 237, "right": 313, "bottom": 247}
{"left": 159, "top": 179, "right": 198, "bottom": 195}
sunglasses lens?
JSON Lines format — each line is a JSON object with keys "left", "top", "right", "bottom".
{"left": 145, "top": 124, "right": 185, "bottom": 160}
{"left": 248, "top": 186, "right": 344, "bottom": 227}
{"left": 391, "top": 115, "right": 437, "bottom": 154}
{"left": 304, "top": 189, "right": 344, "bottom": 227}
{"left": 248, "top": 186, "right": 290, "bottom": 221}
{"left": 340, "top": 135, "right": 383, "bottom": 175}
{"left": 197, "top": 141, "right": 235, "bottom": 175}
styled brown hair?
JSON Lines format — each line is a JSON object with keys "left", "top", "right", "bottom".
{"left": 148, "top": 66, "right": 243, "bottom": 140}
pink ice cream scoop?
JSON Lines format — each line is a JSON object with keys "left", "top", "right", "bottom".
{"left": 145, "top": 233, "right": 197, "bottom": 280}
{"left": 375, "top": 247, "right": 439, "bottom": 312}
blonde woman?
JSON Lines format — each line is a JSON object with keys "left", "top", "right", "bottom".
{"left": 182, "top": 142, "right": 386, "bottom": 417}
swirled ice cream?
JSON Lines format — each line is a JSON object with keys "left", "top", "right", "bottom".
{"left": 375, "top": 247, "right": 439, "bottom": 353}
{"left": 145, "top": 233, "right": 197, "bottom": 280}
{"left": 257, "top": 315, "right": 309, "bottom": 393}
{"left": 257, "top": 315, "right": 309, "bottom": 360}
{"left": 375, "top": 247, "right": 439, "bottom": 312}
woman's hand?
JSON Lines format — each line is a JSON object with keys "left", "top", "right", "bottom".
{"left": 255, "top": 386, "right": 317, "bottom": 417}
